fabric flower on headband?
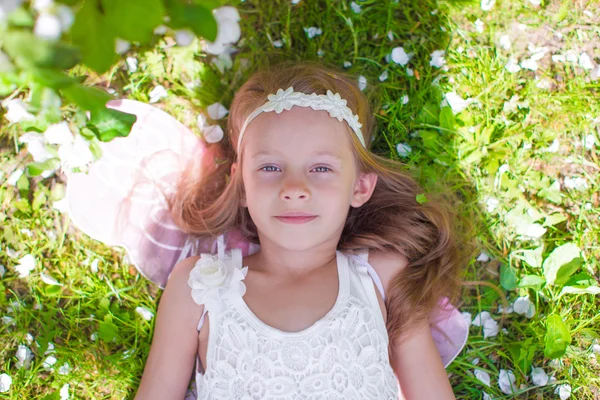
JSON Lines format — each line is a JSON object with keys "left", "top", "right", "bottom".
{"left": 188, "top": 248, "right": 248, "bottom": 313}
{"left": 264, "top": 87, "right": 305, "bottom": 113}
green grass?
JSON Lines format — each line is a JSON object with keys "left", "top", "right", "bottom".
{"left": 1, "top": 0, "right": 599, "bottom": 398}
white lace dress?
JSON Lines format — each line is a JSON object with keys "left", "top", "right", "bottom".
{"left": 188, "top": 246, "right": 400, "bottom": 400}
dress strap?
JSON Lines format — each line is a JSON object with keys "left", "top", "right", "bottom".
{"left": 354, "top": 250, "right": 386, "bottom": 302}
{"left": 197, "top": 308, "right": 208, "bottom": 331}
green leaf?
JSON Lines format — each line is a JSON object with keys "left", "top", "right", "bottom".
{"left": 543, "top": 212, "right": 567, "bottom": 227}
{"left": 71, "top": 0, "right": 118, "bottom": 73}
{"left": 29, "top": 68, "right": 77, "bottom": 90}
{"left": 88, "top": 107, "right": 136, "bottom": 142}
{"left": 564, "top": 272, "right": 597, "bottom": 287}
{"left": 518, "top": 245, "right": 544, "bottom": 268}
{"left": 416, "top": 102, "right": 439, "bottom": 126}
{"left": 62, "top": 83, "right": 112, "bottom": 111}
{"left": 165, "top": 1, "right": 218, "bottom": 41}
{"left": 102, "top": 0, "right": 165, "bottom": 43}
{"left": 415, "top": 193, "right": 428, "bottom": 204}
{"left": 518, "top": 274, "right": 546, "bottom": 288}
{"left": 439, "top": 106, "right": 455, "bottom": 132}
{"left": 98, "top": 315, "right": 118, "bottom": 342}
{"left": 500, "top": 264, "right": 518, "bottom": 291}
{"left": 544, "top": 314, "right": 571, "bottom": 359}
{"left": 507, "top": 338, "right": 537, "bottom": 376}
{"left": 3, "top": 31, "right": 81, "bottom": 70}
{"left": 543, "top": 243, "right": 581, "bottom": 286}
{"left": 538, "top": 180, "right": 562, "bottom": 204}
{"left": 26, "top": 159, "right": 60, "bottom": 177}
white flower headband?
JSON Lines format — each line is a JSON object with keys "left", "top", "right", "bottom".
{"left": 236, "top": 87, "right": 365, "bottom": 154}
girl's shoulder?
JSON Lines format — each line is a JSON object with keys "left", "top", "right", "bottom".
{"left": 347, "top": 248, "right": 409, "bottom": 294}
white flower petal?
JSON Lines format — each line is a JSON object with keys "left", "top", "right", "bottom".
{"left": 175, "top": 29, "right": 195, "bottom": 46}
{"left": 149, "top": 85, "right": 167, "bottom": 103}
{"left": 41, "top": 272, "right": 62, "bottom": 286}
{"left": 203, "top": 124, "right": 224, "bottom": 143}
{"left": 477, "top": 252, "right": 490, "bottom": 262}
{"left": 42, "top": 355, "right": 57, "bottom": 369}
{"left": 474, "top": 370, "right": 491, "bottom": 387}
{"left": 303, "top": 26, "right": 322, "bottom": 39}
{"left": 126, "top": 57, "right": 138, "bottom": 73}
{"left": 3, "top": 99, "right": 35, "bottom": 124}
{"left": 378, "top": 70, "right": 389, "bottom": 82}
{"left": 19, "top": 132, "right": 55, "bottom": 163}
{"left": 358, "top": 75, "right": 367, "bottom": 91}
{"left": 430, "top": 50, "right": 446, "bottom": 68}
{"left": 0, "top": 373, "right": 11, "bottom": 393}
{"left": 531, "top": 367, "right": 549, "bottom": 386}
{"left": 402, "top": 95, "right": 409, "bottom": 105}
{"left": 396, "top": 143, "right": 411, "bottom": 157}
{"left": 56, "top": 5, "right": 74, "bottom": 31}
{"left": 15, "top": 345, "right": 34, "bottom": 369}
{"left": 481, "top": 0, "right": 495, "bottom": 11}
{"left": 60, "top": 383, "right": 69, "bottom": 400}
{"left": 58, "top": 362, "right": 70, "bottom": 375}
{"left": 483, "top": 317, "right": 499, "bottom": 338}
{"left": 499, "top": 35, "right": 511, "bottom": 50}
{"left": 498, "top": 369, "right": 517, "bottom": 394}
{"left": 115, "top": 38, "right": 130, "bottom": 55}
{"left": 44, "top": 121, "right": 73, "bottom": 145}
{"left": 482, "top": 392, "right": 492, "bottom": 400}
{"left": 350, "top": 1, "right": 361, "bottom": 13}
{"left": 475, "top": 19, "right": 484, "bottom": 33}
{"left": 391, "top": 47, "right": 410, "bottom": 66}
{"left": 555, "top": 384, "right": 572, "bottom": 400}
{"left": 520, "top": 57, "right": 538, "bottom": 71}
{"left": 153, "top": 25, "right": 167, "bottom": 35}
{"left": 505, "top": 58, "right": 521, "bottom": 73}
{"left": 472, "top": 311, "right": 491, "bottom": 327}
{"left": 15, "top": 254, "right": 36, "bottom": 277}
{"left": 0, "top": 264, "right": 5, "bottom": 278}
{"left": 445, "top": 92, "right": 476, "bottom": 114}
{"left": 34, "top": 13, "right": 62, "bottom": 40}
{"left": 32, "top": 0, "right": 52, "bottom": 12}
{"left": 207, "top": 103, "right": 229, "bottom": 120}
{"left": 135, "top": 306, "right": 154, "bottom": 321}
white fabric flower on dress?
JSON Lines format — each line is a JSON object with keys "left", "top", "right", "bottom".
{"left": 188, "top": 248, "right": 248, "bottom": 313}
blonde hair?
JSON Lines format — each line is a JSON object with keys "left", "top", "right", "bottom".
{"left": 168, "top": 60, "right": 474, "bottom": 344}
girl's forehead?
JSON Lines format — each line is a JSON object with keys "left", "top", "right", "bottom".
{"left": 242, "top": 107, "right": 353, "bottom": 156}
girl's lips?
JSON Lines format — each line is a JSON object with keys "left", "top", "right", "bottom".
{"left": 274, "top": 216, "right": 318, "bottom": 224}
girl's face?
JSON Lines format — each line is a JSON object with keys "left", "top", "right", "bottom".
{"left": 236, "top": 106, "right": 377, "bottom": 251}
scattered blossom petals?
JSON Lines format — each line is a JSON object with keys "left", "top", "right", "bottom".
{"left": 175, "top": 29, "right": 195, "bottom": 46}
{"left": 58, "top": 135, "right": 94, "bottom": 169}
{"left": 204, "top": 6, "right": 241, "bottom": 55}
{"left": 19, "top": 133, "right": 54, "bottom": 163}
{"left": 2, "top": 316, "right": 15, "bottom": 325}
{"left": 430, "top": 50, "right": 446, "bottom": 68}
{"left": 483, "top": 392, "right": 492, "bottom": 400}
{"left": 396, "top": 143, "right": 411, "bottom": 157}
{"left": 58, "top": 362, "right": 71, "bottom": 375}
{"left": 207, "top": 103, "right": 229, "bottom": 120}
{"left": 477, "top": 252, "right": 490, "bottom": 262}
{"left": 499, "top": 35, "right": 511, "bottom": 50}
{"left": 135, "top": 306, "right": 154, "bottom": 321}
{"left": 498, "top": 369, "right": 517, "bottom": 394}
{"left": 474, "top": 370, "right": 491, "bottom": 387}
{"left": 149, "top": 85, "right": 167, "bottom": 103}
{"left": 445, "top": 92, "right": 476, "bottom": 114}
{"left": 531, "top": 367, "right": 549, "bottom": 386}
{"left": 579, "top": 52, "right": 594, "bottom": 70}
{"left": 401, "top": 95, "right": 409, "bottom": 105}
{"left": 378, "top": 70, "right": 389, "bottom": 82}
{"left": 505, "top": 58, "right": 521, "bottom": 73}
{"left": 3, "top": 99, "right": 35, "bottom": 124}
{"left": 391, "top": 47, "right": 410, "bottom": 66}
{"left": 154, "top": 25, "right": 168, "bottom": 35}
{"left": 203, "top": 125, "right": 224, "bottom": 143}
{"left": 555, "top": 384, "right": 572, "bottom": 399}
{"left": 343, "top": 61, "right": 352, "bottom": 68}
{"left": 42, "top": 355, "right": 57, "bottom": 369}
{"left": 583, "top": 134, "right": 595, "bottom": 149}
{"left": 15, "top": 254, "right": 36, "bottom": 278}
{"left": 563, "top": 176, "right": 588, "bottom": 191}
{"left": 34, "top": 13, "right": 62, "bottom": 40}
{"left": 0, "top": 264, "right": 5, "bottom": 278}
{"left": 461, "top": 311, "right": 472, "bottom": 327}
{"left": 16, "top": 345, "right": 33, "bottom": 369}
{"left": 528, "top": 0, "right": 542, "bottom": 5}
{"left": 56, "top": 5, "right": 74, "bottom": 31}
{"left": 0, "top": 373, "right": 11, "bottom": 393}
{"left": 41, "top": 272, "right": 63, "bottom": 286}
{"left": 513, "top": 296, "right": 536, "bottom": 318}
{"left": 474, "top": 19, "right": 484, "bottom": 33}
{"left": 303, "top": 26, "right": 322, "bottom": 39}
{"left": 115, "top": 38, "right": 130, "bottom": 54}
{"left": 358, "top": 75, "right": 367, "bottom": 91}
{"left": 350, "top": 1, "right": 361, "bottom": 13}
{"left": 126, "top": 57, "right": 138, "bottom": 73}
{"left": 481, "top": 0, "right": 495, "bottom": 11}
{"left": 60, "top": 384, "right": 69, "bottom": 400}
{"left": 44, "top": 122, "right": 73, "bottom": 145}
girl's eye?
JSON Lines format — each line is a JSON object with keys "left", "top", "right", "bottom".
{"left": 313, "top": 166, "right": 331, "bottom": 172}
{"left": 260, "top": 165, "right": 280, "bottom": 172}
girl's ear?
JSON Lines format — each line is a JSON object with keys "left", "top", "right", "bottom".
{"left": 350, "top": 172, "right": 378, "bottom": 208}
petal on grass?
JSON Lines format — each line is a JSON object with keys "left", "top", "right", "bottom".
{"left": 555, "top": 384, "right": 572, "bottom": 399}
{"left": 0, "top": 373, "right": 11, "bottom": 393}
{"left": 41, "top": 272, "right": 63, "bottom": 286}
{"left": 135, "top": 306, "right": 154, "bottom": 321}
{"left": 474, "top": 370, "right": 491, "bottom": 387}
{"left": 498, "top": 369, "right": 517, "bottom": 394}
{"left": 531, "top": 367, "right": 549, "bottom": 386}
{"left": 15, "top": 254, "right": 36, "bottom": 278}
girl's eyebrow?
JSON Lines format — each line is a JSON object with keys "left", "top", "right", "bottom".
{"left": 251, "top": 150, "right": 343, "bottom": 161}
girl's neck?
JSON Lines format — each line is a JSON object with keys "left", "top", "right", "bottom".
{"left": 250, "top": 233, "right": 340, "bottom": 278}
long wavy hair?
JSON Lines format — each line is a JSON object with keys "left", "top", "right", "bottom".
{"left": 168, "top": 60, "right": 473, "bottom": 345}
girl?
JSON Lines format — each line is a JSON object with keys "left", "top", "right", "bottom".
{"left": 68, "top": 60, "right": 470, "bottom": 399}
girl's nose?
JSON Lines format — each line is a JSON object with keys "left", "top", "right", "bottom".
{"left": 280, "top": 178, "right": 310, "bottom": 201}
